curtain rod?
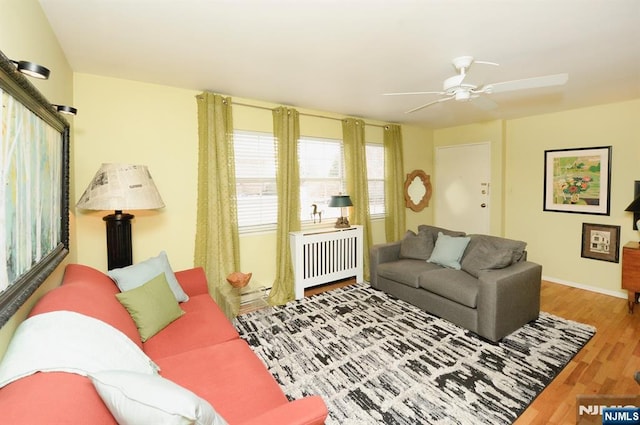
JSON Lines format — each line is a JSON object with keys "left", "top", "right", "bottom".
{"left": 232, "top": 101, "right": 389, "bottom": 129}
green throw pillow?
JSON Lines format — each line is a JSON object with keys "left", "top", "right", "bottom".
{"left": 116, "top": 273, "right": 185, "bottom": 342}
{"left": 427, "top": 232, "right": 471, "bottom": 270}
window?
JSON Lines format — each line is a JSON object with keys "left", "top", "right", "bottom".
{"left": 298, "top": 137, "right": 346, "bottom": 224}
{"left": 366, "top": 143, "right": 385, "bottom": 217}
{"left": 233, "top": 132, "right": 385, "bottom": 232}
{"left": 233, "top": 131, "right": 277, "bottom": 231}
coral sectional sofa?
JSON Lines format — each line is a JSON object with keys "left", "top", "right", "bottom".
{"left": 0, "top": 262, "right": 327, "bottom": 425}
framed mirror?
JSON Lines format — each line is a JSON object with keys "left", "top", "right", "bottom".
{"left": 404, "top": 169, "right": 432, "bottom": 212}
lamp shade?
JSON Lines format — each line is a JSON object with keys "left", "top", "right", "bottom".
{"left": 625, "top": 196, "right": 640, "bottom": 212}
{"left": 329, "top": 195, "right": 353, "bottom": 208}
{"left": 76, "top": 163, "right": 165, "bottom": 211}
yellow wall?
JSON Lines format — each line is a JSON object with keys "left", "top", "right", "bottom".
{"left": 0, "top": 0, "right": 75, "bottom": 356}
{"left": 73, "top": 76, "right": 432, "bottom": 288}
{"left": 73, "top": 74, "right": 201, "bottom": 272}
{"left": 4, "top": 0, "right": 637, "bottom": 362}
{"left": 505, "top": 99, "right": 640, "bottom": 297}
{"left": 403, "top": 125, "right": 434, "bottom": 232}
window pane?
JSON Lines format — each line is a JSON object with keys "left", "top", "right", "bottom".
{"left": 299, "top": 137, "right": 345, "bottom": 222}
{"left": 366, "top": 144, "right": 385, "bottom": 216}
{"left": 234, "top": 131, "right": 278, "bottom": 229}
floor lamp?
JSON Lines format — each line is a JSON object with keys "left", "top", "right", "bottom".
{"left": 76, "top": 164, "right": 165, "bottom": 270}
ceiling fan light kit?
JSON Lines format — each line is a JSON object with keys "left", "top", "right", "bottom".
{"left": 384, "top": 56, "right": 568, "bottom": 114}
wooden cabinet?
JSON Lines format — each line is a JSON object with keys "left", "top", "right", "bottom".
{"left": 622, "top": 241, "right": 640, "bottom": 313}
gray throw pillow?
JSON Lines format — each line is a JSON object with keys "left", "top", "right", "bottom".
{"left": 417, "top": 225, "right": 466, "bottom": 245}
{"left": 399, "top": 230, "right": 434, "bottom": 260}
{"left": 461, "top": 235, "right": 527, "bottom": 278}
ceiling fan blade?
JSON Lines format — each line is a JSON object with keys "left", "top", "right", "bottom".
{"left": 474, "top": 60, "right": 500, "bottom": 67}
{"left": 483, "top": 73, "right": 568, "bottom": 94}
{"left": 383, "top": 91, "right": 444, "bottom": 96}
{"left": 472, "top": 95, "right": 499, "bottom": 111}
{"left": 405, "top": 96, "right": 454, "bottom": 114}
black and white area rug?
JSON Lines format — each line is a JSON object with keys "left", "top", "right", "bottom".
{"left": 234, "top": 283, "right": 595, "bottom": 424}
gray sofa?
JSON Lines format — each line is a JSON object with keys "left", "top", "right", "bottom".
{"left": 370, "top": 225, "right": 542, "bottom": 342}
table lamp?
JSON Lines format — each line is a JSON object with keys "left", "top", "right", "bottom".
{"left": 329, "top": 195, "right": 353, "bottom": 228}
{"left": 76, "top": 164, "right": 165, "bottom": 270}
{"left": 625, "top": 195, "right": 640, "bottom": 240}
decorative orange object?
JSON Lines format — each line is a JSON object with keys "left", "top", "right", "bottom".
{"left": 226, "top": 272, "right": 252, "bottom": 288}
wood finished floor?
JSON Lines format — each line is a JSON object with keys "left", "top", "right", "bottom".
{"left": 305, "top": 279, "right": 640, "bottom": 424}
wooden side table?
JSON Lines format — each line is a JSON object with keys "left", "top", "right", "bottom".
{"left": 622, "top": 241, "right": 640, "bottom": 313}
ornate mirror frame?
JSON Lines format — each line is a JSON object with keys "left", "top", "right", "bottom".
{"left": 404, "top": 169, "right": 432, "bottom": 212}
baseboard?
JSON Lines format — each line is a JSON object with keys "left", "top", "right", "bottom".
{"left": 542, "top": 275, "right": 627, "bottom": 300}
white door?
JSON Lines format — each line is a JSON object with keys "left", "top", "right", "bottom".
{"left": 434, "top": 142, "right": 491, "bottom": 234}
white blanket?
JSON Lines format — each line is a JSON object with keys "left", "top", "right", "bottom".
{"left": 0, "top": 311, "right": 159, "bottom": 388}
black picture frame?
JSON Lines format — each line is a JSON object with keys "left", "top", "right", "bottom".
{"left": 543, "top": 146, "right": 612, "bottom": 216}
{"left": 0, "top": 49, "right": 70, "bottom": 327}
{"left": 581, "top": 223, "right": 620, "bottom": 263}
{"left": 633, "top": 181, "right": 640, "bottom": 231}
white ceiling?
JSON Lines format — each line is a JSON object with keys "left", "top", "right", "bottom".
{"left": 39, "top": 0, "right": 640, "bottom": 128}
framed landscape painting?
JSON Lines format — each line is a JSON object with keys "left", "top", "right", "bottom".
{"left": 543, "top": 146, "right": 612, "bottom": 215}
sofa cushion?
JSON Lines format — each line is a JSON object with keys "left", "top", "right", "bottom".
{"left": 90, "top": 370, "right": 228, "bottom": 425}
{"left": 62, "top": 263, "right": 122, "bottom": 290}
{"left": 116, "top": 273, "right": 185, "bottom": 342}
{"left": 418, "top": 225, "right": 466, "bottom": 243}
{"left": 427, "top": 232, "right": 471, "bottom": 270}
{"left": 399, "top": 230, "right": 434, "bottom": 260}
{"left": 418, "top": 268, "right": 479, "bottom": 308}
{"left": 109, "top": 251, "right": 189, "bottom": 302}
{"left": 143, "top": 294, "right": 240, "bottom": 360}
{"left": 461, "top": 234, "right": 527, "bottom": 278}
{"left": 377, "top": 259, "right": 443, "bottom": 288}
{"left": 156, "top": 339, "right": 290, "bottom": 424}
{"left": 29, "top": 278, "right": 143, "bottom": 349}
{"left": 0, "top": 372, "right": 117, "bottom": 424}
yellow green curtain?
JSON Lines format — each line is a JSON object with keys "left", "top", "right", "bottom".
{"left": 342, "top": 118, "right": 372, "bottom": 281}
{"left": 268, "top": 107, "right": 301, "bottom": 305}
{"left": 194, "top": 92, "right": 241, "bottom": 318}
{"left": 384, "top": 124, "right": 406, "bottom": 242}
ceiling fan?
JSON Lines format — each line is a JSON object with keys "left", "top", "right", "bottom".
{"left": 384, "top": 56, "right": 568, "bottom": 114}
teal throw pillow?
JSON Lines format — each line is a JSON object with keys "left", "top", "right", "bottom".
{"left": 427, "top": 232, "right": 471, "bottom": 270}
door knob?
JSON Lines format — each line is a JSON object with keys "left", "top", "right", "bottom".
{"left": 480, "top": 203, "right": 487, "bottom": 208}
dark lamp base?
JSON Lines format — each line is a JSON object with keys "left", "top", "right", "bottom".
{"left": 334, "top": 217, "right": 351, "bottom": 229}
{"left": 103, "top": 211, "right": 135, "bottom": 270}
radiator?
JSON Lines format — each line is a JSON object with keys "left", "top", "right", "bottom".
{"left": 290, "top": 225, "right": 363, "bottom": 299}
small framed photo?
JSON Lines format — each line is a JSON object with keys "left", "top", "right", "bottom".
{"left": 543, "top": 146, "right": 612, "bottom": 215}
{"left": 581, "top": 223, "right": 620, "bottom": 263}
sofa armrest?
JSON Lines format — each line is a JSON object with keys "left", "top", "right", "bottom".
{"left": 174, "top": 267, "right": 210, "bottom": 297}
{"left": 237, "top": 396, "right": 328, "bottom": 425}
{"left": 369, "top": 241, "right": 402, "bottom": 288}
{"left": 476, "top": 261, "right": 542, "bottom": 342}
